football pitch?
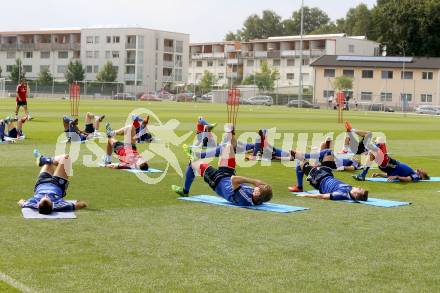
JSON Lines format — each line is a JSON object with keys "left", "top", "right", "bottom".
{"left": 1, "top": 98, "right": 440, "bottom": 292}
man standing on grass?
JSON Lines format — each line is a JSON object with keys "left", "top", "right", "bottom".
{"left": 17, "top": 150, "right": 87, "bottom": 214}
{"left": 15, "top": 79, "right": 31, "bottom": 119}
{"left": 172, "top": 124, "right": 273, "bottom": 206}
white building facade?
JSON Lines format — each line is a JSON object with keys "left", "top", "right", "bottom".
{"left": 189, "top": 34, "right": 380, "bottom": 92}
{"left": 0, "top": 27, "right": 189, "bottom": 92}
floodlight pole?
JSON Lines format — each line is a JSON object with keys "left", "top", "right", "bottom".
{"left": 298, "top": 0, "right": 304, "bottom": 107}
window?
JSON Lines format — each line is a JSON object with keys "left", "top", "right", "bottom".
{"left": 176, "top": 40, "right": 183, "bottom": 53}
{"left": 302, "top": 58, "right": 309, "bottom": 65}
{"left": 6, "top": 51, "right": 16, "bottom": 59}
{"left": 106, "top": 36, "right": 111, "bottom": 43}
{"left": 57, "top": 65, "right": 67, "bottom": 74}
{"left": 94, "top": 36, "right": 99, "bottom": 44}
{"left": 323, "top": 90, "right": 335, "bottom": 98}
{"left": 286, "top": 73, "right": 294, "bottom": 80}
{"left": 348, "top": 44, "right": 355, "bottom": 53}
{"left": 40, "top": 65, "right": 50, "bottom": 72}
{"left": 422, "top": 71, "right": 433, "bottom": 80}
{"left": 112, "top": 51, "right": 119, "bottom": 58}
{"left": 343, "top": 69, "right": 354, "bottom": 77}
{"left": 219, "top": 60, "right": 225, "bottom": 66}
{"left": 287, "top": 59, "right": 295, "bottom": 66}
{"left": 86, "top": 36, "right": 93, "bottom": 44}
{"left": 73, "top": 51, "right": 80, "bottom": 59}
{"left": 218, "top": 73, "right": 224, "bottom": 79}
{"left": 23, "top": 65, "right": 32, "bottom": 73}
{"left": 155, "top": 38, "right": 159, "bottom": 50}
{"left": 196, "top": 61, "right": 202, "bottom": 67}
{"left": 40, "top": 51, "right": 50, "bottom": 59}
{"left": 380, "top": 92, "right": 392, "bottom": 102}
{"left": 207, "top": 60, "right": 213, "bottom": 67}
{"left": 421, "top": 94, "right": 433, "bottom": 103}
{"left": 105, "top": 51, "right": 111, "bottom": 58}
{"left": 86, "top": 65, "right": 93, "bottom": 73}
{"left": 94, "top": 65, "right": 99, "bottom": 73}
{"left": 381, "top": 71, "right": 393, "bottom": 79}
{"left": 324, "top": 69, "right": 335, "bottom": 77}
{"left": 400, "top": 93, "right": 412, "bottom": 102}
{"left": 273, "top": 59, "right": 280, "bottom": 67}
{"left": 94, "top": 51, "right": 99, "bottom": 59}
{"left": 361, "top": 92, "right": 373, "bottom": 101}
{"left": 113, "top": 36, "right": 120, "bottom": 43}
{"left": 58, "top": 51, "right": 68, "bottom": 59}
{"left": 24, "top": 51, "right": 33, "bottom": 59}
{"left": 175, "top": 55, "right": 182, "bottom": 67}
{"left": 86, "top": 51, "right": 93, "bottom": 58}
{"left": 362, "top": 70, "right": 373, "bottom": 78}
{"left": 247, "top": 60, "right": 254, "bottom": 67}
{"left": 401, "top": 71, "right": 413, "bottom": 80}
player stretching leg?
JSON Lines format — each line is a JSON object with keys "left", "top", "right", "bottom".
{"left": 84, "top": 112, "right": 105, "bottom": 136}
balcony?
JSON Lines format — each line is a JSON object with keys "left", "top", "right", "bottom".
{"left": 71, "top": 43, "right": 81, "bottom": 50}
{"left": 163, "top": 60, "right": 174, "bottom": 68}
{"left": 0, "top": 44, "right": 18, "bottom": 50}
{"left": 281, "top": 50, "right": 296, "bottom": 57}
{"left": 124, "top": 73, "right": 136, "bottom": 80}
{"left": 126, "top": 58, "right": 136, "bottom": 64}
{"left": 52, "top": 43, "right": 70, "bottom": 50}
{"left": 254, "top": 51, "right": 268, "bottom": 58}
{"left": 310, "top": 49, "right": 326, "bottom": 56}
{"left": 227, "top": 59, "right": 243, "bottom": 65}
{"left": 18, "top": 43, "right": 35, "bottom": 50}
{"left": 267, "top": 50, "right": 281, "bottom": 58}
{"left": 241, "top": 51, "right": 254, "bottom": 58}
{"left": 164, "top": 46, "right": 174, "bottom": 53}
{"left": 35, "top": 43, "right": 52, "bottom": 50}
{"left": 126, "top": 43, "right": 136, "bottom": 49}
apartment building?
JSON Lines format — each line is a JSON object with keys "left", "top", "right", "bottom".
{"left": 311, "top": 55, "right": 440, "bottom": 107}
{"left": 188, "top": 34, "right": 379, "bottom": 91}
{"left": 0, "top": 27, "right": 189, "bottom": 91}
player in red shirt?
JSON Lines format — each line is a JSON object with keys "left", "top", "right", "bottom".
{"left": 15, "top": 79, "right": 31, "bottom": 119}
{"left": 102, "top": 122, "right": 149, "bottom": 170}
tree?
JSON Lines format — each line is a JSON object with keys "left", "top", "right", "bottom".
{"left": 371, "top": 0, "right": 440, "bottom": 56}
{"left": 333, "top": 76, "right": 353, "bottom": 91}
{"left": 283, "top": 6, "right": 331, "bottom": 35}
{"left": 65, "top": 60, "right": 85, "bottom": 84}
{"left": 96, "top": 61, "right": 117, "bottom": 82}
{"left": 225, "top": 30, "right": 242, "bottom": 41}
{"left": 8, "top": 59, "right": 26, "bottom": 83}
{"left": 242, "top": 60, "right": 279, "bottom": 91}
{"left": 343, "top": 4, "right": 373, "bottom": 37}
{"left": 37, "top": 68, "right": 53, "bottom": 85}
{"left": 240, "top": 10, "right": 284, "bottom": 40}
{"left": 198, "top": 70, "right": 217, "bottom": 93}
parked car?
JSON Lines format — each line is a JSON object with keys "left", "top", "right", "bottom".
{"left": 287, "top": 99, "right": 320, "bottom": 109}
{"left": 197, "top": 92, "right": 213, "bottom": 102}
{"left": 242, "top": 95, "right": 273, "bottom": 106}
{"left": 113, "top": 92, "right": 136, "bottom": 100}
{"left": 414, "top": 105, "right": 440, "bottom": 115}
{"left": 175, "top": 92, "right": 195, "bottom": 102}
{"left": 139, "top": 93, "right": 162, "bottom": 101}
{"left": 368, "top": 103, "right": 395, "bottom": 112}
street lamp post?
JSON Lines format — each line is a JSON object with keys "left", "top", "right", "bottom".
{"left": 298, "top": 0, "right": 304, "bottom": 107}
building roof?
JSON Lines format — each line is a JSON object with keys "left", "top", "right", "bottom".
{"left": 240, "top": 33, "right": 375, "bottom": 44}
{"left": 311, "top": 55, "right": 440, "bottom": 69}
{"left": 189, "top": 41, "right": 237, "bottom": 46}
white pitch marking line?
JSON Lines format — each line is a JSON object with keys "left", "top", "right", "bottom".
{"left": 0, "top": 271, "right": 35, "bottom": 293}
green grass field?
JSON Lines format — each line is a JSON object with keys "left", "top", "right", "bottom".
{"left": 1, "top": 98, "right": 440, "bottom": 292}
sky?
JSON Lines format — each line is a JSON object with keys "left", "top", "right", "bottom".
{"left": 0, "top": 0, "right": 377, "bottom": 42}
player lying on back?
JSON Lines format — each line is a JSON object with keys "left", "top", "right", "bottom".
{"left": 194, "top": 116, "right": 217, "bottom": 148}
{"left": 343, "top": 121, "right": 429, "bottom": 182}
{"left": 288, "top": 149, "right": 360, "bottom": 192}
{"left": 172, "top": 125, "right": 273, "bottom": 206}
{"left": 102, "top": 122, "right": 149, "bottom": 171}
{"left": 84, "top": 112, "right": 105, "bottom": 135}
{"left": 17, "top": 150, "right": 87, "bottom": 214}
{"left": 0, "top": 116, "right": 27, "bottom": 141}
{"left": 244, "top": 129, "right": 293, "bottom": 161}
{"left": 292, "top": 161, "right": 369, "bottom": 201}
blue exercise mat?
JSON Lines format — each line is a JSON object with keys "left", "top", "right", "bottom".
{"left": 21, "top": 200, "right": 77, "bottom": 219}
{"left": 365, "top": 177, "right": 440, "bottom": 183}
{"left": 291, "top": 190, "right": 410, "bottom": 208}
{"left": 179, "top": 195, "right": 309, "bottom": 213}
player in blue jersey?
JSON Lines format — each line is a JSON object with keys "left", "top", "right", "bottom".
{"left": 172, "top": 126, "right": 272, "bottom": 206}
{"left": 371, "top": 160, "right": 429, "bottom": 182}
{"left": 131, "top": 115, "right": 155, "bottom": 143}
{"left": 0, "top": 116, "right": 27, "bottom": 141}
{"left": 293, "top": 162, "right": 369, "bottom": 201}
{"left": 17, "top": 150, "right": 87, "bottom": 214}
{"left": 287, "top": 149, "right": 361, "bottom": 192}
